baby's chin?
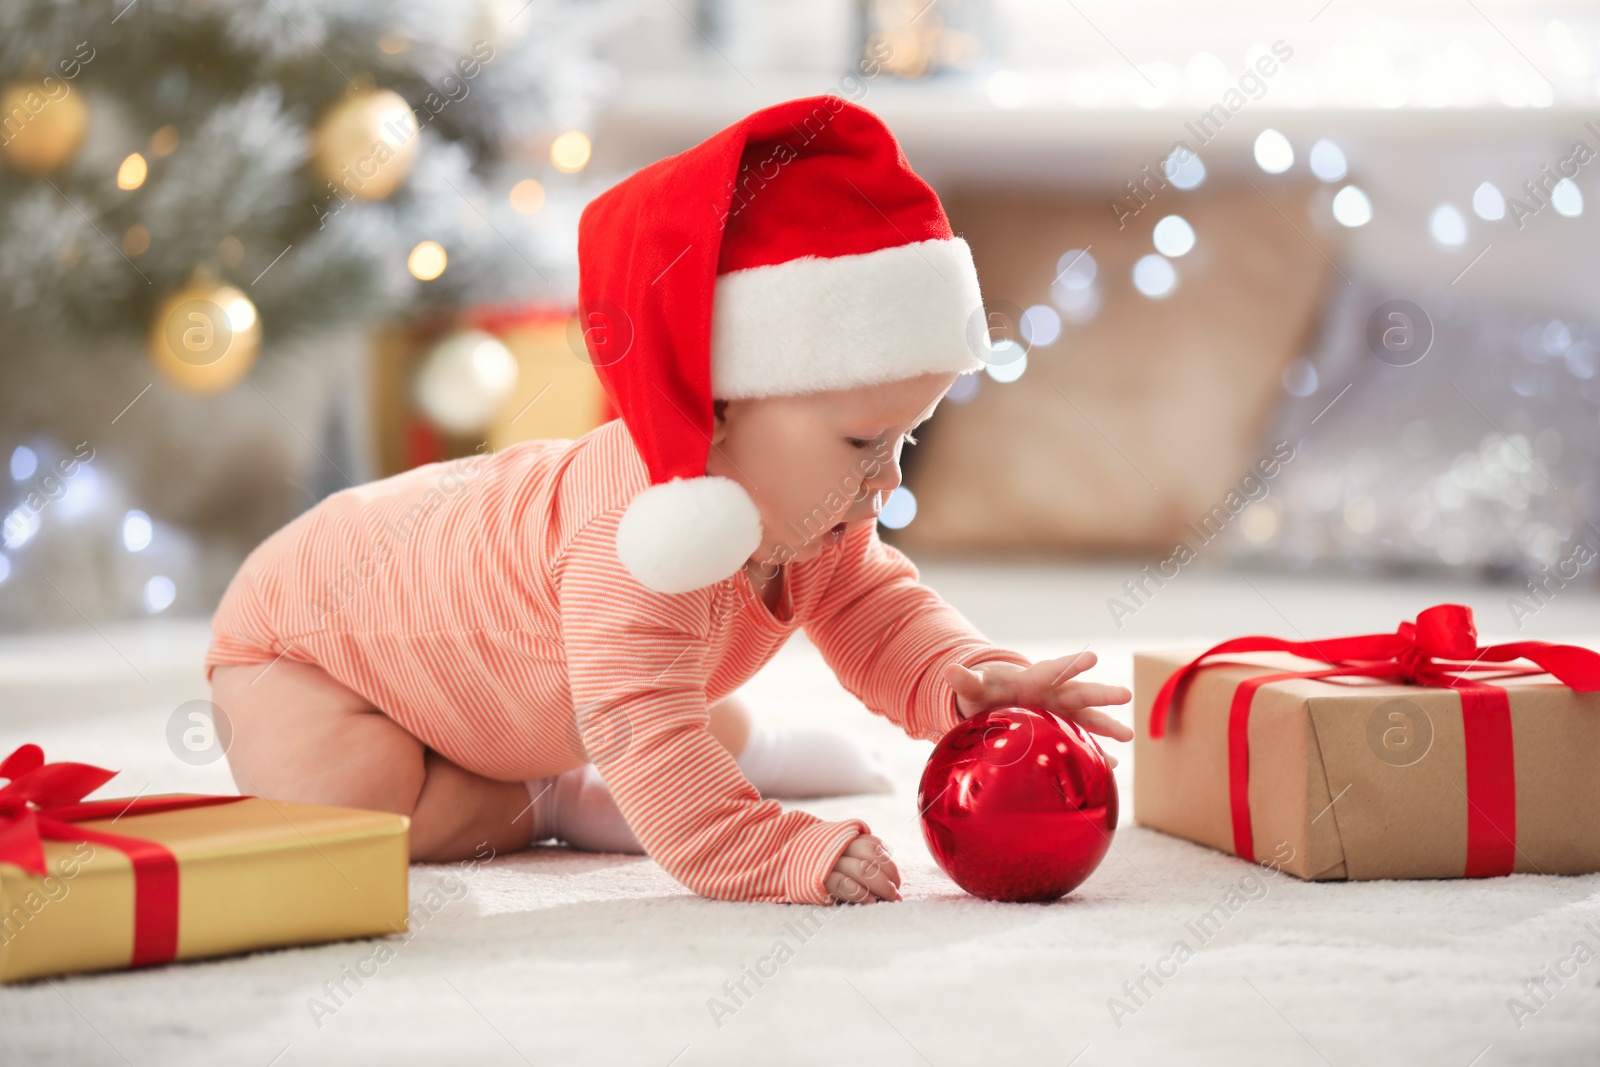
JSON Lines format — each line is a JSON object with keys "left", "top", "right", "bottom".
{"left": 755, "top": 517, "right": 855, "bottom": 567}
{"left": 804, "top": 521, "right": 848, "bottom": 556}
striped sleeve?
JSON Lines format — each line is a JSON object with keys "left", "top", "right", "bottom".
{"left": 557, "top": 506, "right": 869, "bottom": 905}
{"left": 802, "top": 522, "right": 1034, "bottom": 743}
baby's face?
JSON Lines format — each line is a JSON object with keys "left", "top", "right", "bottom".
{"left": 708, "top": 370, "right": 960, "bottom": 575}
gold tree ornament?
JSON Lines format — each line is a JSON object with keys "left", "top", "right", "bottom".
{"left": 148, "top": 268, "right": 262, "bottom": 395}
{"left": 311, "top": 87, "right": 420, "bottom": 202}
{"left": 0, "top": 79, "right": 89, "bottom": 174}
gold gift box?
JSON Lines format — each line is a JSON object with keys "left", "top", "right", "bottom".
{"left": 1133, "top": 649, "right": 1600, "bottom": 880}
{"left": 0, "top": 796, "right": 410, "bottom": 983}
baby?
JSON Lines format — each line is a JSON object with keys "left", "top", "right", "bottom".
{"left": 205, "top": 95, "right": 1132, "bottom": 907}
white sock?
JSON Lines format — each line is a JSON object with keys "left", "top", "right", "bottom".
{"left": 733, "top": 720, "right": 894, "bottom": 799}
{"left": 521, "top": 724, "right": 893, "bottom": 852}
{"left": 524, "top": 764, "right": 645, "bottom": 854}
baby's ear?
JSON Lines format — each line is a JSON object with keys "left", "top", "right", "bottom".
{"left": 710, "top": 398, "right": 729, "bottom": 444}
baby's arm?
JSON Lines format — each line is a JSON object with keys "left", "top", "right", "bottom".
{"left": 805, "top": 526, "right": 1133, "bottom": 773}
{"left": 557, "top": 507, "right": 876, "bottom": 904}
{"left": 801, "top": 523, "right": 1035, "bottom": 743}
{"left": 801, "top": 526, "right": 1135, "bottom": 898}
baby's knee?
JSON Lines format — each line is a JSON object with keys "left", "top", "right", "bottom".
{"left": 705, "top": 694, "right": 753, "bottom": 757}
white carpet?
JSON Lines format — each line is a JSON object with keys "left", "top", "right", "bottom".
{"left": 2, "top": 564, "right": 1598, "bottom": 1065}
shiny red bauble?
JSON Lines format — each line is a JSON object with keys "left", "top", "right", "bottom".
{"left": 918, "top": 706, "right": 1118, "bottom": 902}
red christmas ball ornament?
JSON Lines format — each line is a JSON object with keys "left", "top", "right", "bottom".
{"left": 918, "top": 706, "right": 1118, "bottom": 902}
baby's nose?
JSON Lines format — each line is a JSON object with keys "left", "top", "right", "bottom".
{"left": 862, "top": 462, "right": 901, "bottom": 502}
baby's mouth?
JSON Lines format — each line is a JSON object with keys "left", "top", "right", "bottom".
{"left": 827, "top": 509, "right": 872, "bottom": 536}
{"left": 838, "top": 494, "right": 881, "bottom": 529}
{"left": 822, "top": 505, "right": 877, "bottom": 544}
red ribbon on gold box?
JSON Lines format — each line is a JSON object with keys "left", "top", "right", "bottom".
{"left": 0, "top": 744, "right": 411, "bottom": 983}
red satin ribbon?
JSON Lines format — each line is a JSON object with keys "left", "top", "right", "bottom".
{"left": 1147, "top": 604, "right": 1600, "bottom": 876}
{"left": 0, "top": 743, "right": 249, "bottom": 966}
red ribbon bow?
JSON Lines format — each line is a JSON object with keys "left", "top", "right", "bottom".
{"left": 1148, "top": 604, "right": 1600, "bottom": 877}
{"left": 0, "top": 743, "right": 249, "bottom": 967}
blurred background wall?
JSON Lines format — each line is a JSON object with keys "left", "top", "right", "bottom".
{"left": 2, "top": 0, "right": 1597, "bottom": 630}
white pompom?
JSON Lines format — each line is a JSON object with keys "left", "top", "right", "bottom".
{"left": 615, "top": 476, "right": 763, "bottom": 594}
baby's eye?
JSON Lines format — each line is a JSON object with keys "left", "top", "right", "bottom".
{"left": 848, "top": 432, "right": 918, "bottom": 449}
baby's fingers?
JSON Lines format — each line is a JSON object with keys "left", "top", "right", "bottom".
{"left": 1061, "top": 704, "right": 1135, "bottom": 742}
{"left": 1053, "top": 681, "right": 1132, "bottom": 709}
{"left": 1036, "top": 650, "right": 1097, "bottom": 687}
{"left": 835, "top": 855, "right": 901, "bottom": 902}
{"left": 844, "top": 835, "right": 902, "bottom": 888}
{"left": 944, "top": 662, "right": 995, "bottom": 702}
{"left": 826, "top": 870, "right": 875, "bottom": 904}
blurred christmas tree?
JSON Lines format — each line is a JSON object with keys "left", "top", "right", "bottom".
{"left": 0, "top": 0, "right": 633, "bottom": 628}
{"left": 0, "top": 0, "right": 630, "bottom": 379}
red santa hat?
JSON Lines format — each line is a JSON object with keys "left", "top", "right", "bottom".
{"left": 576, "top": 95, "right": 987, "bottom": 594}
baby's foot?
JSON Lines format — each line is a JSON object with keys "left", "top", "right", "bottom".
{"left": 524, "top": 763, "right": 645, "bottom": 853}
{"left": 522, "top": 720, "right": 895, "bottom": 854}
{"left": 734, "top": 720, "right": 894, "bottom": 799}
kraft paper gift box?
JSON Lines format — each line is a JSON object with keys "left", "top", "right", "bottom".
{"left": 0, "top": 743, "right": 410, "bottom": 983}
{"left": 1131, "top": 604, "right": 1600, "bottom": 881}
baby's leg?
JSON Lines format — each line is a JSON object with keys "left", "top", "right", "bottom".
{"left": 210, "top": 661, "right": 533, "bottom": 862}
{"left": 712, "top": 694, "right": 893, "bottom": 799}
{"left": 706, "top": 696, "right": 751, "bottom": 758}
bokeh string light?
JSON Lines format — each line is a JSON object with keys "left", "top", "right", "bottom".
{"left": 0, "top": 439, "right": 204, "bottom": 623}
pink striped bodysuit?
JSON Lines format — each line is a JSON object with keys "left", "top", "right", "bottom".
{"left": 206, "top": 416, "right": 1030, "bottom": 904}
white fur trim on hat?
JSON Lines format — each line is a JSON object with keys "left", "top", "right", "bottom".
{"left": 614, "top": 475, "right": 764, "bottom": 594}
{"left": 710, "top": 237, "right": 988, "bottom": 399}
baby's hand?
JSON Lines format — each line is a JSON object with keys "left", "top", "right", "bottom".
{"left": 942, "top": 651, "right": 1134, "bottom": 766}
{"left": 825, "top": 833, "right": 902, "bottom": 904}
